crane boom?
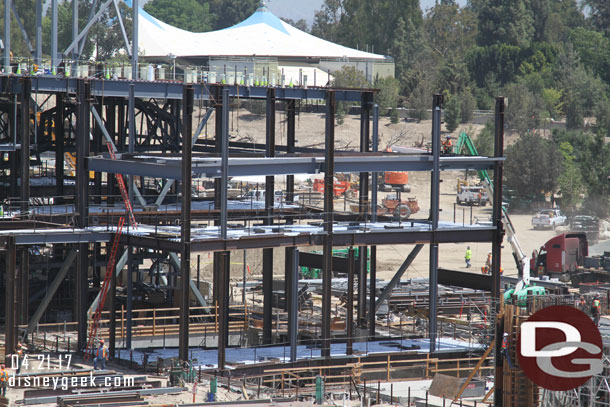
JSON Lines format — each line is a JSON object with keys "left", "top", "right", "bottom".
{"left": 455, "top": 131, "right": 528, "bottom": 276}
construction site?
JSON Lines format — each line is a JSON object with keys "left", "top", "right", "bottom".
{"left": 0, "top": 1, "right": 610, "bottom": 407}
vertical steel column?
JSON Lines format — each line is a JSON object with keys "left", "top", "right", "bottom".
{"left": 9, "top": 95, "right": 17, "bottom": 197}
{"left": 76, "top": 80, "right": 91, "bottom": 351}
{"left": 492, "top": 97, "right": 505, "bottom": 305}
{"left": 51, "top": 0, "right": 58, "bottom": 69}
{"left": 346, "top": 247, "right": 355, "bottom": 355}
{"left": 3, "top": 0, "right": 10, "bottom": 72}
{"left": 217, "top": 251, "right": 230, "bottom": 369}
{"left": 262, "top": 88, "right": 275, "bottom": 345}
{"left": 285, "top": 99, "right": 296, "bottom": 205}
{"left": 216, "top": 88, "right": 230, "bottom": 367}
{"left": 321, "top": 91, "right": 335, "bottom": 358}
{"left": 35, "top": 0, "right": 42, "bottom": 65}
{"left": 287, "top": 248, "right": 299, "bottom": 362}
{"left": 493, "top": 97, "right": 506, "bottom": 407}
{"left": 109, "top": 247, "right": 117, "bottom": 357}
{"left": 429, "top": 94, "right": 443, "bottom": 353}
{"left": 212, "top": 86, "right": 223, "bottom": 307}
{"left": 179, "top": 85, "right": 194, "bottom": 362}
{"left": 220, "top": 88, "right": 229, "bottom": 239}
{"left": 5, "top": 237, "right": 16, "bottom": 363}
{"left": 72, "top": 0, "right": 78, "bottom": 65}
{"left": 55, "top": 94, "right": 65, "bottom": 200}
{"left": 357, "top": 93, "right": 372, "bottom": 329}
{"left": 105, "top": 100, "right": 116, "bottom": 205}
{"left": 19, "top": 79, "right": 31, "bottom": 323}
{"left": 369, "top": 104, "right": 379, "bottom": 337}
{"left": 131, "top": 0, "right": 138, "bottom": 79}
{"left": 126, "top": 85, "right": 135, "bottom": 350}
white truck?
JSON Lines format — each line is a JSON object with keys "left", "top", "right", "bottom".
{"left": 456, "top": 186, "right": 489, "bottom": 206}
{"left": 531, "top": 208, "right": 567, "bottom": 230}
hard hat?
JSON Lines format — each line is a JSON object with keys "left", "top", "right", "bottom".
{"left": 100, "top": 339, "right": 104, "bottom": 344}
{"left": 503, "top": 333, "right": 508, "bottom": 336}
{"left": 446, "top": 135, "right": 451, "bottom": 139}
{"left": 488, "top": 251, "right": 492, "bottom": 254}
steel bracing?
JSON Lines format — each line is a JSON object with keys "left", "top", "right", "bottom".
{"left": 0, "top": 74, "right": 506, "bottom": 406}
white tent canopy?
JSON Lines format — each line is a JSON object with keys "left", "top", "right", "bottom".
{"left": 129, "top": 2, "right": 388, "bottom": 61}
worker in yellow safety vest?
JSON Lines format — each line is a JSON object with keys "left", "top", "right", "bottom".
{"left": 465, "top": 246, "right": 472, "bottom": 268}
{"left": 0, "top": 364, "right": 8, "bottom": 396}
{"left": 94, "top": 339, "right": 109, "bottom": 370}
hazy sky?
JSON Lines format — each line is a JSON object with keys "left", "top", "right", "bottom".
{"left": 266, "top": 0, "right": 469, "bottom": 28}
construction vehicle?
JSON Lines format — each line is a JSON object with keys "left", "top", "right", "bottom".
{"left": 312, "top": 174, "right": 358, "bottom": 199}
{"left": 503, "top": 277, "right": 547, "bottom": 306}
{"left": 351, "top": 190, "right": 419, "bottom": 219}
{"left": 300, "top": 247, "right": 370, "bottom": 278}
{"left": 456, "top": 185, "right": 489, "bottom": 206}
{"left": 530, "top": 232, "right": 610, "bottom": 286}
{"left": 379, "top": 172, "right": 411, "bottom": 192}
{"left": 455, "top": 131, "right": 529, "bottom": 276}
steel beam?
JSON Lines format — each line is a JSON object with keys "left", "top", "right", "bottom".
{"left": 368, "top": 245, "right": 376, "bottom": 337}
{"left": 373, "top": 244, "right": 423, "bottom": 313}
{"left": 63, "top": 0, "right": 114, "bottom": 56}
{"left": 10, "top": 2, "right": 33, "bottom": 54}
{"left": 357, "top": 246, "right": 367, "bottom": 327}
{"left": 55, "top": 94, "right": 65, "bottom": 199}
{"left": 346, "top": 247, "right": 355, "bottom": 355}
{"left": 20, "top": 78, "right": 31, "bottom": 213}
{"left": 262, "top": 88, "right": 275, "bottom": 345}
{"left": 24, "top": 250, "right": 77, "bottom": 337}
{"left": 429, "top": 94, "right": 443, "bottom": 353}
{"left": 112, "top": 0, "right": 132, "bottom": 56}
{"left": 217, "top": 251, "right": 230, "bottom": 369}
{"left": 285, "top": 99, "right": 296, "bottom": 205}
{"left": 119, "top": 227, "right": 497, "bottom": 253}
{"left": 321, "top": 91, "right": 335, "bottom": 358}
{"left": 88, "top": 154, "right": 503, "bottom": 180}
{"left": 76, "top": 80, "right": 90, "bottom": 352}
{"left": 109, "top": 245, "right": 117, "bottom": 357}
{"left": 287, "top": 248, "right": 299, "bottom": 362}
{"left": 438, "top": 268, "right": 493, "bottom": 291}
{"left": 179, "top": 85, "right": 194, "bottom": 362}
{"left": 220, "top": 89, "right": 229, "bottom": 239}
{"left": 493, "top": 97, "right": 506, "bottom": 407}
{"left": 22, "top": 77, "right": 373, "bottom": 102}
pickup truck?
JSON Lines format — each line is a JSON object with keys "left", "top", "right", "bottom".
{"left": 456, "top": 186, "right": 489, "bottom": 206}
{"left": 531, "top": 209, "right": 567, "bottom": 230}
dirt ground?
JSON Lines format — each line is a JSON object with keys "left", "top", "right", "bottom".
{"left": 193, "top": 108, "right": 569, "bottom": 282}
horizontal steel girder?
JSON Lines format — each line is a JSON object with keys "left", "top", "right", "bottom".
{"left": 88, "top": 154, "right": 503, "bottom": 179}
{"left": 120, "top": 227, "right": 496, "bottom": 253}
{"left": 5, "top": 76, "right": 372, "bottom": 102}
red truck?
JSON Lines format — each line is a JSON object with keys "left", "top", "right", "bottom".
{"left": 530, "top": 232, "right": 610, "bottom": 286}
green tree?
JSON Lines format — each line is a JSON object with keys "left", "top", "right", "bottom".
{"left": 460, "top": 89, "right": 476, "bottom": 123}
{"left": 474, "top": 121, "right": 494, "bottom": 157}
{"left": 424, "top": 1, "right": 477, "bottom": 58}
{"left": 311, "top": 0, "right": 343, "bottom": 42}
{"left": 472, "top": 0, "right": 534, "bottom": 47}
{"left": 557, "top": 142, "right": 584, "bottom": 210}
{"left": 504, "top": 132, "right": 562, "bottom": 199}
{"left": 390, "top": 17, "right": 426, "bottom": 96}
{"left": 503, "top": 83, "right": 541, "bottom": 134}
{"left": 42, "top": 0, "right": 132, "bottom": 60}
{"left": 206, "top": 0, "right": 259, "bottom": 30}
{"left": 568, "top": 28, "right": 610, "bottom": 85}
{"left": 144, "top": 0, "right": 212, "bottom": 32}
{"left": 444, "top": 94, "right": 461, "bottom": 133}
{"left": 374, "top": 76, "right": 400, "bottom": 115}
{"left": 280, "top": 18, "right": 309, "bottom": 32}
{"left": 331, "top": 66, "right": 368, "bottom": 125}
{"left": 586, "top": 0, "right": 610, "bottom": 37}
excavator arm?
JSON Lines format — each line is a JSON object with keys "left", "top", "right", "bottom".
{"left": 455, "top": 132, "right": 529, "bottom": 276}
